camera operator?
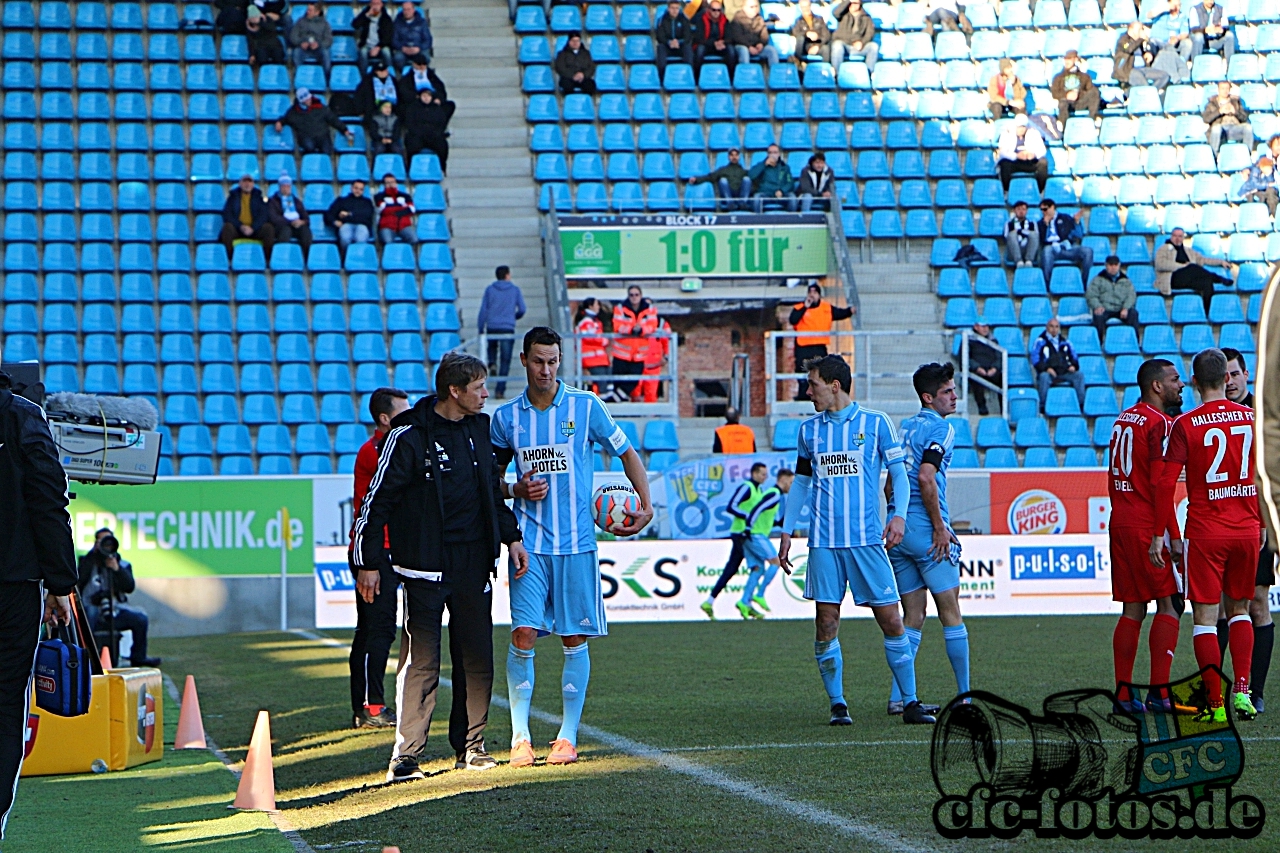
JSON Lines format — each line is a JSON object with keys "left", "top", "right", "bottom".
{"left": 77, "top": 528, "right": 160, "bottom": 667}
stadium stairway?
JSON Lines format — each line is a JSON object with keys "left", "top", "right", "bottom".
{"left": 431, "top": 0, "right": 550, "bottom": 349}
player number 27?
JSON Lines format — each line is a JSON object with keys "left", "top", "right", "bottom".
{"left": 1204, "top": 425, "right": 1252, "bottom": 483}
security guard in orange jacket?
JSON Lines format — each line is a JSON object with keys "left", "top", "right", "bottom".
{"left": 788, "top": 282, "right": 853, "bottom": 400}
{"left": 635, "top": 318, "right": 671, "bottom": 403}
{"left": 611, "top": 285, "right": 658, "bottom": 400}
{"left": 713, "top": 408, "right": 756, "bottom": 453}
{"left": 574, "top": 297, "right": 610, "bottom": 394}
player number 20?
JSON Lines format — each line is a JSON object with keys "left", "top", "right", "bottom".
{"left": 1204, "top": 425, "right": 1252, "bottom": 483}
{"left": 1109, "top": 424, "right": 1134, "bottom": 478}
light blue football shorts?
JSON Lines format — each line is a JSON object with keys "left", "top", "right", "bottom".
{"left": 804, "top": 545, "right": 900, "bottom": 607}
{"left": 887, "top": 518, "right": 961, "bottom": 596}
{"left": 742, "top": 534, "right": 778, "bottom": 569}
{"left": 509, "top": 551, "right": 608, "bottom": 638}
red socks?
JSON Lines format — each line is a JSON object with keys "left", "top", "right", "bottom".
{"left": 1228, "top": 616, "right": 1255, "bottom": 693}
{"left": 1193, "top": 628, "right": 1224, "bottom": 707}
{"left": 1148, "top": 613, "right": 1180, "bottom": 688}
{"left": 1113, "top": 616, "right": 1142, "bottom": 700}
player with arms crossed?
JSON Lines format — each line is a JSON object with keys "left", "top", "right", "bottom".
{"left": 1154, "top": 348, "right": 1265, "bottom": 721}
{"left": 778, "top": 355, "right": 936, "bottom": 726}
{"left": 884, "top": 363, "right": 967, "bottom": 715}
{"left": 491, "top": 327, "right": 654, "bottom": 767}
{"left": 1108, "top": 358, "right": 1185, "bottom": 712}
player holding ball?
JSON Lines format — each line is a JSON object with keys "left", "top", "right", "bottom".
{"left": 492, "top": 327, "right": 653, "bottom": 767}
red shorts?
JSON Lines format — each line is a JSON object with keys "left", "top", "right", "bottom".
{"left": 1110, "top": 528, "right": 1178, "bottom": 603}
{"left": 1183, "top": 536, "right": 1260, "bottom": 604}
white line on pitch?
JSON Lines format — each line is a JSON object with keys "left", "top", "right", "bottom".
{"left": 295, "top": 630, "right": 927, "bottom": 853}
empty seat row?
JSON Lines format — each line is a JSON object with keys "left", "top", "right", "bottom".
{"left": 1, "top": 151, "right": 442, "bottom": 184}
{"left": 2, "top": 59, "right": 361, "bottom": 96}
{"left": 2, "top": 31, "right": 362, "bottom": 64}
{"left": 3, "top": 242, "right": 455, "bottom": 275}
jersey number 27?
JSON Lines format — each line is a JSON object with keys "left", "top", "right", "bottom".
{"left": 1205, "top": 425, "right": 1251, "bottom": 484}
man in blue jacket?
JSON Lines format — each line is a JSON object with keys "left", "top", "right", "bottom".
{"left": 749, "top": 144, "right": 797, "bottom": 212}
{"left": 1037, "top": 198, "right": 1092, "bottom": 289}
{"left": 392, "top": 0, "right": 432, "bottom": 72}
{"left": 1030, "top": 316, "right": 1086, "bottom": 412}
{"left": 219, "top": 174, "right": 277, "bottom": 263}
{"left": 477, "top": 267, "right": 528, "bottom": 398}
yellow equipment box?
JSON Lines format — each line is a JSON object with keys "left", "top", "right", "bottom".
{"left": 23, "top": 667, "right": 164, "bottom": 777}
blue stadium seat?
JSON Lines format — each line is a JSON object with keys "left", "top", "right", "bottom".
{"left": 1180, "top": 324, "right": 1216, "bottom": 354}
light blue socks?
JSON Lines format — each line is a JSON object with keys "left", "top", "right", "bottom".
{"left": 557, "top": 643, "right": 591, "bottom": 746}
{"left": 943, "top": 623, "right": 971, "bottom": 694}
{"left": 884, "top": 633, "right": 918, "bottom": 706}
{"left": 507, "top": 644, "right": 535, "bottom": 746}
{"left": 888, "top": 626, "right": 923, "bottom": 704}
{"left": 740, "top": 568, "right": 763, "bottom": 605}
{"left": 815, "top": 638, "right": 846, "bottom": 706}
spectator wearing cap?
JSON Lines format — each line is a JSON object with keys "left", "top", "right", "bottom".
{"left": 220, "top": 174, "right": 277, "bottom": 262}
{"left": 245, "top": 4, "right": 286, "bottom": 66}
{"left": 267, "top": 175, "right": 313, "bottom": 254}
{"left": 1038, "top": 198, "right": 1092, "bottom": 287}
{"left": 797, "top": 153, "right": 835, "bottom": 212}
{"left": 1087, "top": 256, "right": 1139, "bottom": 338}
{"left": 987, "top": 58, "right": 1026, "bottom": 120}
{"left": 1239, "top": 155, "right": 1277, "bottom": 217}
{"left": 325, "top": 179, "right": 377, "bottom": 255}
{"left": 398, "top": 52, "right": 448, "bottom": 103}
{"left": 688, "top": 148, "right": 751, "bottom": 210}
{"left": 275, "top": 88, "right": 355, "bottom": 155}
{"left": 996, "top": 114, "right": 1047, "bottom": 193}
{"left": 1202, "top": 80, "right": 1252, "bottom": 155}
{"left": 374, "top": 174, "right": 419, "bottom": 245}
{"left": 654, "top": 0, "right": 694, "bottom": 73}
{"left": 830, "top": 0, "right": 878, "bottom": 71}
{"left": 554, "top": 32, "right": 597, "bottom": 95}
{"left": 354, "top": 0, "right": 394, "bottom": 73}
{"left": 1050, "top": 50, "right": 1100, "bottom": 128}
{"left": 290, "top": 2, "right": 333, "bottom": 74}
{"left": 1004, "top": 200, "right": 1039, "bottom": 268}
{"left": 392, "top": 1, "right": 432, "bottom": 73}
{"left": 403, "top": 87, "right": 456, "bottom": 174}
{"left": 355, "top": 60, "right": 400, "bottom": 120}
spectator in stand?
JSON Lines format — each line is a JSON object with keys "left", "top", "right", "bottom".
{"left": 1190, "top": 0, "right": 1235, "bottom": 62}
{"left": 831, "top": 0, "right": 878, "bottom": 72}
{"left": 922, "top": 0, "right": 971, "bottom": 38}
{"left": 220, "top": 174, "right": 276, "bottom": 262}
{"left": 1150, "top": 0, "right": 1193, "bottom": 84}
{"left": 290, "top": 2, "right": 333, "bottom": 74}
{"left": 403, "top": 87, "right": 455, "bottom": 174}
{"left": 276, "top": 88, "right": 354, "bottom": 155}
{"left": 215, "top": 0, "right": 251, "bottom": 35}
{"left": 1038, "top": 198, "right": 1092, "bottom": 287}
{"left": 987, "top": 59, "right": 1027, "bottom": 119}
{"left": 797, "top": 152, "right": 835, "bottom": 212}
{"left": 354, "top": 0, "right": 394, "bottom": 73}
{"left": 1031, "top": 317, "right": 1086, "bottom": 413}
{"left": 791, "top": 0, "right": 831, "bottom": 69}
{"left": 1239, "top": 156, "right": 1277, "bottom": 217}
{"left": 1113, "top": 21, "right": 1170, "bottom": 92}
{"left": 689, "top": 148, "right": 752, "bottom": 211}
{"left": 267, "top": 175, "right": 313, "bottom": 254}
{"left": 554, "top": 32, "right": 596, "bottom": 95}
{"left": 392, "top": 0, "right": 432, "bottom": 73}
{"left": 964, "top": 321, "right": 1002, "bottom": 416}
{"left": 326, "top": 179, "right": 376, "bottom": 255}
{"left": 1203, "top": 80, "right": 1252, "bottom": 155}
{"left": 611, "top": 286, "right": 659, "bottom": 401}
{"left": 371, "top": 100, "right": 403, "bottom": 156}
{"left": 789, "top": 283, "right": 853, "bottom": 400}
{"left": 748, "top": 144, "right": 797, "bottom": 213}
{"left": 397, "top": 52, "right": 448, "bottom": 102}
{"left": 1004, "top": 200, "right": 1039, "bottom": 268}
{"left": 1087, "top": 255, "right": 1140, "bottom": 339}
{"left": 477, "top": 267, "right": 527, "bottom": 399}
{"left": 1050, "top": 50, "right": 1100, "bottom": 129}
{"left": 996, "top": 114, "right": 1048, "bottom": 193}
{"left": 574, "top": 298, "right": 612, "bottom": 394}
{"left": 355, "top": 59, "right": 400, "bottom": 118}
{"left": 694, "top": 2, "right": 735, "bottom": 74}
{"left": 654, "top": 0, "right": 694, "bottom": 73}
{"left": 375, "top": 174, "right": 418, "bottom": 245}
{"left": 713, "top": 408, "right": 757, "bottom": 453}
{"left": 636, "top": 316, "right": 671, "bottom": 403}
{"left": 245, "top": 5, "right": 286, "bottom": 67}
{"left": 1155, "top": 227, "right": 1233, "bottom": 311}
{"left": 728, "top": 0, "right": 780, "bottom": 69}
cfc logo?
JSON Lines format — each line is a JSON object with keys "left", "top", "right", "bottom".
{"left": 1008, "top": 490, "right": 1067, "bottom": 535}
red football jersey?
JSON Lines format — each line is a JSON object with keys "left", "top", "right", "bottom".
{"left": 1160, "top": 400, "right": 1262, "bottom": 541}
{"left": 1108, "top": 402, "right": 1173, "bottom": 534}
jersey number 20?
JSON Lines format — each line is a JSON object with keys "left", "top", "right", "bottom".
{"left": 1110, "top": 424, "right": 1134, "bottom": 478}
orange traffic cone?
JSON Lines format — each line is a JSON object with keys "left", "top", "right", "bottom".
{"left": 175, "top": 675, "right": 207, "bottom": 750}
{"left": 100, "top": 646, "right": 112, "bottom": 671}
{"left": 230, "top": 711, "right": 276, "bottom": 811}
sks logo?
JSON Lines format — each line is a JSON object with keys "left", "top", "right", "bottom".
{"left": 931, "top": 669, "right": 1265, "bottom": 840}
{"left": 137, "top": 684, "right": 156, "bottom": 752}
{"left": 599, "top": 555, "right": 681, "bottom": 599}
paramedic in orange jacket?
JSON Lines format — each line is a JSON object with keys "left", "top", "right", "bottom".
{"left": 574, "top": 297, "right": 611, "bottom": 394}
{"left": 635, "top": 318, "right": 671, "bottom": 403}
{"left": 611, "top": 285, "right": 658, "bottom": 400}
{"left": 788, "top": 282, "right": 853, "bottom": 400}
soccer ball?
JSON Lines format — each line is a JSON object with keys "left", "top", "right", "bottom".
{"left": 592, "top": 482, "right": 640, "bottom": 533}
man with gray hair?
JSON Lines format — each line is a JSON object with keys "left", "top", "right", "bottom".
{"left": 353, "top": 352, "right": 529, "bottom": 780}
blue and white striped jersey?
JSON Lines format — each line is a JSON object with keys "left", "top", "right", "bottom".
{"left": 897, "top": 408, "right": 955, "bottom": 526}
{"left": 796, "top": 403, "right": 904, "bottom": 548}
{"left": 491, "top": 381, "right": 632, "bottom": 555}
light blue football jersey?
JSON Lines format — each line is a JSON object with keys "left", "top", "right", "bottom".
{"left": 491, "top": 381, "right": 632, "bottom": 555}
{"left": 796, "top": 403, "right": 905, "bottom": 548}
{"left": 897, "top": 408, "right": 955, "bottom": 526}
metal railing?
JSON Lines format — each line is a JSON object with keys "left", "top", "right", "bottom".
{"left": 828, "top": 201, "right": 863, "bottom": 330}
{"left": 541, "top": 200, "right": 573, "bottom": 336}
{"left": 956, "top": 332, "right": 1010, "bottom": 422}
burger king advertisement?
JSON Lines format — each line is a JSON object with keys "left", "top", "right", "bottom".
{"left": 990, "top": 472, "right": 1189, "bottom": 535}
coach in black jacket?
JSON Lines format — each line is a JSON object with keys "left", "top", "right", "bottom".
{"left": 0, "top": 376, "right": 77, "bottom": 837}
{"left": 353, "top": 352, "right": 527, "bottom": 780}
